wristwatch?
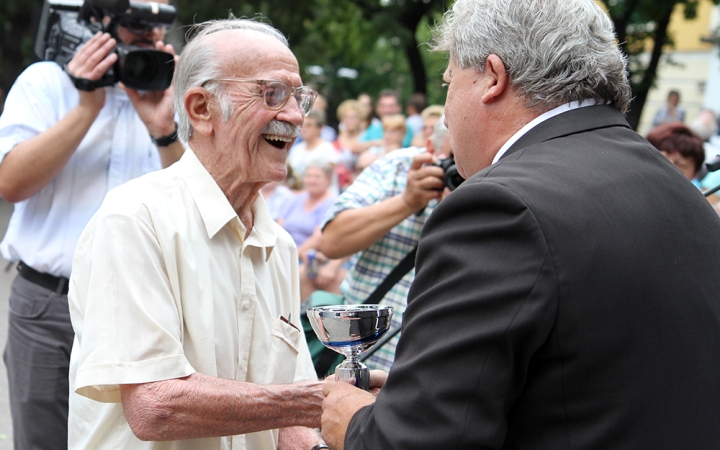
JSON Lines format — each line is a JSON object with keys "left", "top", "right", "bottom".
{"left": 310, "top": 445, "right": 330, "bottom": 450}
{"left": 151, "top": 123, "right": 179, "bottom": 147}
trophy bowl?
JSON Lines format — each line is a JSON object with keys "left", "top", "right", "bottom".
{"left": 306, "top": 304, "right": 393, "bottom": 390}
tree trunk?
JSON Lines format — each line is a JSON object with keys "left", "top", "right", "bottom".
{"left": 404, "top": 34, "right": 427, "bottom": 95}
{"left": 625, "top": 9, "right": 673, "bottom": 130}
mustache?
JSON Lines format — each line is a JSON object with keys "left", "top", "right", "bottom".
{"left": 261, "top": 120, "right": 301, "bottom": 137}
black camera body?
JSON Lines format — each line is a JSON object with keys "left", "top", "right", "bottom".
{"left": 434, "top": 155, "right": 465, "bottom": 191}
{"left": 34, "top": 0, "right": 176, "bottom": 91}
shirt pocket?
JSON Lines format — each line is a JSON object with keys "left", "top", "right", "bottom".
{"left": 262, "top": 317, "right": 301, "bottom": 384}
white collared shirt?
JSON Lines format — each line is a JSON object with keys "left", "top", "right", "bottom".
{"left": 492, "top": 99, "right": 600, "bottom": 165}
{"left": 68, "top": 149, "right": 316, "bottom": 449}
{"left": 0, "top": 61, "right": 162, "bottom": 278}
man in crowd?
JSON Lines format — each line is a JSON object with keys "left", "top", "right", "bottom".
{"left": 68, "top": 18, "right": 327, "bottom": 449}
{"left": 321, "top": 0, "right": 720, "bottom": 448}
{"left": 0, "top": 0, "right": 183, "bottom": 447}
{"left": 319, "top": 117, "right": 450, "bottom": 373}
{"left": 352, "top": 89, "right": 411, "bottom": 153}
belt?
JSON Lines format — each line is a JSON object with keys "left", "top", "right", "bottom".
{"left": 17, "top": 261, "right": 69, "bottom": 295}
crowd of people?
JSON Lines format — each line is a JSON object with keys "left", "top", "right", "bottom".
{"left": 1, "top": 0, "right": 720, "bottom": 449}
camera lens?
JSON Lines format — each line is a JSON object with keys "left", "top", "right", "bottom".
{"left": 444, "top": 164, "right": 464, "bottom": 191}
{"left": 125, "top": 52, "right": 157, "bottom": 83}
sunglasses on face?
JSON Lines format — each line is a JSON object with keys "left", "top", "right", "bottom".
{"left": 203, "top": 78, "right": 318, "bottom": 116}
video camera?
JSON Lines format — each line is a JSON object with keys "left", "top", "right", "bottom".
{"left": 434, "top": 155, "right": 464, "bottom": 191}
{"left": 34, "top": 0, "right": 176, "bottom": 91}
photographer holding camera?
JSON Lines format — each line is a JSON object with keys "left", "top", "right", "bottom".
{"left": 318, "top": 116, "right": 455, "bottom": 373}
{"left": 0, "top": 0, "right": 182, "bottom": 447}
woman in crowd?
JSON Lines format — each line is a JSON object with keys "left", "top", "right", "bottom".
{"left": 277, "top": 161, "right": 344, "bottom": 299}
{"left": 287, "top": 109, "right": 338, "bottom": 183}
{"left": 646, "top": 122, "right": 705, "bottom": 185}
{"left": 411, "top": 104, "right": 445, "bottom": 147}
{"left": 358, "top": 114, "right": 408, "bottom": 169}
{"left": 334, "top": 99, "right": 366, "bottom": 190}
{"left": 277, "top": 160, "right": 337, "bottom": 249}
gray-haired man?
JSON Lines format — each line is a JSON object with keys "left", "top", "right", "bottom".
{"left": 321, "top": 0, "right": 720, "bottom": 448}
{"left": 69, "top": 18, "right": 327, "bottom": 450}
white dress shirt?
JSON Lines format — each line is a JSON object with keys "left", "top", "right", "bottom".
{"left": 492, "top": 99, "right": 600, "bottom": 164}
{"left": 68, "top": 149, "right": 316, "bottom": 450}
{"left": 0, "top": 61, "right": 162, "bottom": 278}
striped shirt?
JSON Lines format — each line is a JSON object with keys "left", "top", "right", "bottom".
{"left": 321, "top": 147, "right": 438, "bottom": 372}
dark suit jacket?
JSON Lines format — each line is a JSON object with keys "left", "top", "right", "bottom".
{"left": 346, "top": 105, "right": 720, "bottom": 449}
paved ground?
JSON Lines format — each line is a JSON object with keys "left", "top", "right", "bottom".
{"left": 0, "top": 199, "right": 14, "bottom": 448}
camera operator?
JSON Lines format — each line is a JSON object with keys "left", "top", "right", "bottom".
{"left": 0, "top": 0, "right": 182, "bottom": 447}
{"left": 318, "top": 116, "right": 453, "bottom": 373}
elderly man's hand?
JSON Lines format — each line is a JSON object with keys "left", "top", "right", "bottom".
{"left": 401, "top": 152, "right": 445, "bottom": 212}
{"left": 321, "top": 381, "right": 377, "bottom": 450}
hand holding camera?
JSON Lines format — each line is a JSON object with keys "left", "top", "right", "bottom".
{"left": 36, "top": 0, "right": 176, "bottom": 92}
{"left": 404, "top": 152, "right": 464, "bottom": 215}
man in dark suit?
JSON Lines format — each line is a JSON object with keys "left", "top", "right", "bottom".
{"left": 319, "top": 0, "right": 720, "bottom": 449}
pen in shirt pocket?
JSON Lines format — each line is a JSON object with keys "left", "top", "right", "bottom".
{"left": 279, "top": 314, "right": 299, "bottom": 331}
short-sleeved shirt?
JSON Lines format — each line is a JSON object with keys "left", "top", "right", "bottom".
{"left": 0, "top": 61, "right": 162, "bottom": 277}
{"left": 321, "top": 146, "right": 437, "bottom": 371}
{"left": 68, "top": 149, "right": 317, "bottom": 450}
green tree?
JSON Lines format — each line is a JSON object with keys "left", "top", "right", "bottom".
{"left": 601, "top": 0, "right": 720, "bottom": 129}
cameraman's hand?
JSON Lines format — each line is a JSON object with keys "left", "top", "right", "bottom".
{"left": 66, "top": 32, "right": 118, "bottom": 112}
{"left": 401, "top": 152, "right": 445, "bottom": 212}
{"left": 120, "top": 41, "right": 178, "bottom": 140}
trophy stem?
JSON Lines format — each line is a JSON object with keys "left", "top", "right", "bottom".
{"left": 335, "top": 349, "right": 370, "bottom": 390}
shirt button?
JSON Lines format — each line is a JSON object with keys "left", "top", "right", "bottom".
{"left": 242, "top": 300, "right": 251, "bottom": 309}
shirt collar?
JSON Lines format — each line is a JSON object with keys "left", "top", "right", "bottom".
{"left": 492, "top": 99, "right": 600, "bottom": 165}
{"left": 178, "top": 149, "right": 278, "bottom": 258}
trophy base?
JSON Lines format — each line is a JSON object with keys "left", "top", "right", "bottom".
{"left": 336, "top": 360, "right": 371, "bottom": 390}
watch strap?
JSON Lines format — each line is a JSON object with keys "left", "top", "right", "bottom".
{"left": 151, "top": 123, "right": 179, "bottom": 147}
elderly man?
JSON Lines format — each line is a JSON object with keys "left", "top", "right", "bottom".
{"left": 321, "top": 0, "right": 720, "bottom": 449}
{"left": 68, "top": 19, "right": 328, "bottom": 449}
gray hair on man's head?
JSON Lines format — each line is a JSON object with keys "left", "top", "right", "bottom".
{"left": 432, "top": 0, "right": 631, "bottom": 114}
{"left": 173, "top": 17, "right": 289, "bottom": 142}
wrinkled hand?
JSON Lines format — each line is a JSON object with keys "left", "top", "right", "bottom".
{"left": 120, "top": 41, "right": 178, "bottom": 138}
{"left": 321, "top": 381, "right": 377, "bottom": 450}
{"left": 66, "top": 32, "right": 118, "bottom": 111}
{"left": 401, "top": 152, "right": 445, "bottom": 213}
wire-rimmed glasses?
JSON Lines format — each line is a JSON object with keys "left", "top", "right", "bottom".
{"left": 203, "top": 78, "right": 318, "bottom": 116}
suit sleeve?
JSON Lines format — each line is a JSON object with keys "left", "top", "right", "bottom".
{"left": 345, "top": 180, "right": 560, "bottom": 449}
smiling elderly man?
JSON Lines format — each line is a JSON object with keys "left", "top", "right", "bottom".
{"left": 67, "top": 19, "right": 329, "bottom": 450}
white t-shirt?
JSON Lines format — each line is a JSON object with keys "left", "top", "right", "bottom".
{"left": 68, "top": 149, "right": 316, "bottom": 450}
{"left": 0, "top": 61, "right": 163, "bottom": 277}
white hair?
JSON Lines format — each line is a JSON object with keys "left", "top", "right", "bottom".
{"left": 432, "top": 0, "right": 631, "bottom": 114}
{"left": 173, "top": 18, "right": 289, "bottom": 142}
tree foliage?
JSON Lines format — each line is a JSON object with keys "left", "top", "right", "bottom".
{"left": 3, "top": 0, "right": 714, "bottom": 129}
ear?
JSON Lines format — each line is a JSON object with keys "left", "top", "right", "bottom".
{"left": 184, "top": 87, "right": 214, "bottom": 136}
{"left": 480, "top": 54, "right": 510, "bottom": 104}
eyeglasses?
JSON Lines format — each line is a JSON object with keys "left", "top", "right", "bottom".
{"left": 203, "top": 78, "right": 318, "bottom": 116}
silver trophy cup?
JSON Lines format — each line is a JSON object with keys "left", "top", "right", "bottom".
{"left": 306, "top": 305, "right": 393, "bottom": 390}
